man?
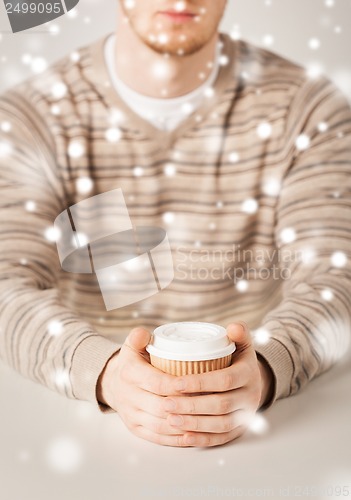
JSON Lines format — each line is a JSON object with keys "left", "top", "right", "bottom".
{"left": 0, "top": 0, "right": 350, "bottom": 448}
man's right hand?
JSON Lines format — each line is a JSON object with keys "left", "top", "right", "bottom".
{"left": 96, "top": 327, "right": 188, "bottom": 445}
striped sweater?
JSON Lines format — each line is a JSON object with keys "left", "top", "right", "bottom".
{"left": 0, "top": 31, "right": 350, "bottom": 414}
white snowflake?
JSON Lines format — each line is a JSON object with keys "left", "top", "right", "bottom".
{"left": 262, "top": 34, "right": 274, "bottom": 46}
{"left": 175, "top": 2, "right": 186, "bottom": 13}
{"left": 21, "top": 53, "right": 32, "bottom": 65}
{"left": 295, "top": 134, "right": 310, "bottom": 151}
{"left": 25, "top": 201, "right": 36, "bottom": 212}
{"left": 236, "top": 280, "right": 249, "bottom": 293}
{"left": 0, "top": 121, "right": 11, "bottom": 132}
{"left": 163, "top": 212, "right": 175, "bottom": 224}
{"left": 51, "top": 105, "right": 61, "bottom": 115}
{"left": 300, "top": 247, "right": 316, "bottom": 265}
{"left": 157, "top": 33, "right": 169, "bottom": 45}
{"left": 318, "top": 122, "right": 329, "bottom": 132}
{"left": 331, "top": 251, "right": 347, "bottom": 268}
{"left": 133, "top": 166, "right": 144, "bottom": 177}
{"left": 30, "top": 57, "right": 47, "bottom": 74}
{"left": 204, "top": 87, "right": 215, "bottom": 98}
{"left": 229, "top": 151, "right": 240, "bottom": 163}
{"left": 45, "top": 226, "right": 61, "bottom": 242}
{"left": 248, "top": 413, "right": 269, "bottom": 434}
{"left": 49, "top": 24, "right": 60, "bottom": 36}
{"left": 109, "top": 108, "right": 125, "bottom": 125}
{"left": 0, "top": 140, "right": 12, "bottom": 158}
{"left": 280, "top": 227, "right": 296, "bottom": 244}
{"left": 67, "top": 7, "right": 78, "bottom": 18}
{"left": 53, "top": 369, "right": 71, "bottom": 390}
{"left": 105, "top": 127, "right": 122, "bottom": 143}
{"left": 46, "top": 436, "right": 83, "bottom": 473}
{"left": 164, "top": 163, "right": 176, "bottom": 177}
{"left": 230, "top": 26, "right": 241, "bottom": 40}
{"left": 48, "top": 320, "right": 63, "bottom": 337}
{"left": 321, "top": 289, "right": 334, "bottom": 301}
{"left": 253, "top": 328, "right": 270, "bottom": 345}
{"left": 241, "top": 198, "right": 258, "bottom": 214}
{"left": 68, "top": 141, "right": 85, "bottom": 158}
{"left": 72, "top": 232, "right": 89, "bottom": 248}
{"left": 256, "top": 122, "right": 272, "bottom": 140}
{"left": 51, "top": 82, "right": 67, "bottom": 99}
{"left": 308, "top": 38, "right": 321, "bottom": 50}
{"left": 262, "top": 178, "right": 280, "bottom": 197}
{"left": 219, "top": 55, "right": 229, "bottom": 66}
{"left": 181, "top": 103, "right": 194, "bottom": 115}
{"left": 124, "top": 0, "right": 135, "bottom": 9}
{"left": 306, "top": 62, "right": 324, "bottom": 79}
{"left": 70, "top": 51, "right": 80, "bottom": 62}
{"left": 76, "top": 176, "right": 93, "bottom": 195}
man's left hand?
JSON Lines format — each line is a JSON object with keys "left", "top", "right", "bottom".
{"left": 164, "top": 322, "right": 274, "bottom": 447}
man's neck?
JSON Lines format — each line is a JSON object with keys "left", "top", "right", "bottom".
{"left": 115, "top": 10, "right": 219, "bottom": 99}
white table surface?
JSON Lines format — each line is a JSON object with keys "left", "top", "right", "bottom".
{"left": 1, "top": 354, "right": 350, "bottom": 500}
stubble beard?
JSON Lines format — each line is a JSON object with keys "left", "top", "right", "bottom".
{"left": 125, "top": 13, "right": 217, "bottom": 57}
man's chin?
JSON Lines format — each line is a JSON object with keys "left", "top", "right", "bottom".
{"left": 143, "top": 39, "right": 206, "bottom": 57}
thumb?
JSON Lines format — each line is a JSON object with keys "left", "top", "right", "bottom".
{"left": 226, "top": 322, "right": 252, "bottom": 352}
{"left": 124, "top": 327, "right": 151, "bottom": 354}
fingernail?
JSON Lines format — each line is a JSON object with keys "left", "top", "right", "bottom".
{"left": 164, "top": 399, "right": 176, "bottom": 412}
{"left": 175, "top": 379, "right": 186, "bottom": 391}
{"left": 169, "top": 414, "right": 183, "bottom": 427}
{"left": 186, "top": 435, "right": 196, "bottom": 445}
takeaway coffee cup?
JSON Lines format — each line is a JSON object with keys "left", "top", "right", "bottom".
{"left": 146, "top": 322, "right": 236, "bottom": 376}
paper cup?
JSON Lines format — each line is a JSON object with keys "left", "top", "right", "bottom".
{"left": 146, "top": 322, "right": 236, "bottom": 376}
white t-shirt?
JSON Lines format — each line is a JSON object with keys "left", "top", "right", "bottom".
{"left": 104, "top": 33, "right": 220, "bottom": 131}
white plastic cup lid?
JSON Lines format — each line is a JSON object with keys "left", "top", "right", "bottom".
{"left": 146, "top": 322, "right": 236, "bottom": 362}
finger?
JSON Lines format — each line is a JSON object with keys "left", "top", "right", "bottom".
{"left": 124, "top": 327, "right": 152, "bottom": 354}
{"left": 161, "top": 388, "right": 247, "bottom": 416}
{"left": 120, "top": 358, "right": 182, "bottom": 396}
{"left": 133, "top": 424, "right": 248, "bottom": 447}
{"left": 173, "top": 361, "right": 249, "bottom": 394}
{"left": 182, "top": 426, "right": 248, "bottom": 447}
{"left": 226, "top": 322, "right": 252, "bottom": 352}
{"left": 167, "top": 409, "right": 250, "bottom": 433}
{"left": 130, "top": 388, "right": 172, "bottom": 418}
{"left": 133, "top": 426, "right": 190, "bottom": 447}
{"left": 137, "top": 410, "right": 187, "bottom": 436}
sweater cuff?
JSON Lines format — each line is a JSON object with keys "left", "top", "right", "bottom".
{"left": 254, "top": 337, "right": 295, "bottom": 409}
{"left": 70, "top": 334, "right": 122, "bottom": 413}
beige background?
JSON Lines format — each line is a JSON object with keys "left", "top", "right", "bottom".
{"left": 0, "top": 2, "right": 350, "bottom": 499}
{"left": 0, "top": 0, "right": 351, "bottom": 100}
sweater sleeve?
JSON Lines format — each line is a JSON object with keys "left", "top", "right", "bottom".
{"left": 0, "top": 89, "right": 121, "bottom": 414}
{"left": 254, "top": 76, "right": 351, "bottom": 409}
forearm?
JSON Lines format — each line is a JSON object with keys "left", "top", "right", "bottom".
{"left": 0, "top": 280, "right": 121, "bottom": 410}
{"left": 0, "top": 93, "right": 121, "bottom": 412}
{"left": 252, "top": 76, "right": 351, "bottom": 406}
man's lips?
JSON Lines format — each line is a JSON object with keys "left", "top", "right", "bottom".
{"left": 157, "top": 11, "right": 196, "bottom": 23}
